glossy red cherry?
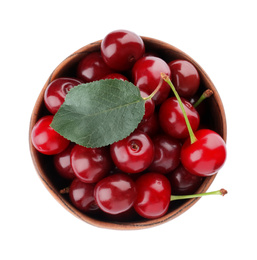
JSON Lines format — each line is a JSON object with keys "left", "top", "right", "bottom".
{"left": 44, "top": 77, "right": 83, "bottom": 114}
{"left": 110, "top": 130, "right": 154, "bottom": 174}
{"left": 53, "top": 143, "right": 76, "bottom": 180}
{"left": 159, "top": 97, "right": 200, "bottom": 139}
{"left": 168, "top": 59, "right": 200, "bottom": 98}
{"left": 77, "top": 52, "right": 114, "bottom": 82}
{"left": 167, "top": 164, "right": 203, "bottom": 195}
{"left": 94, "top": 173, "right": 137, "bottom": 215}
{"left": 69, "top": 178, "right": 99, "bottom": 213}
{"left": 31, "top": 115, "right": 70, "bottom": 155}
{"left": 148, "top": 134, "right": 181, "bottom": 174}
{"left": 133, "top": 172, "right": 171, "bottom": 219}
{"left": 181, "top": 129, "right": 227, "bottom": 176}
{"left": 70, "top": 145, "right": 112, "bottom": 183}
{"left": 132, "top": 56, "right": 171, "bottom": 104}
{"left": 101, "top": 29, "right": 145, "bottom": 71}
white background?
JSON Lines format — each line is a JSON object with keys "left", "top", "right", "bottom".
{"left": 1, "top": 0, "right": 256, "bottom": 259}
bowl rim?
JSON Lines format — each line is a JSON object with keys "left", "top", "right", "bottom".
{"left": 29, "top": 36, "right": 227, "bottom": 230}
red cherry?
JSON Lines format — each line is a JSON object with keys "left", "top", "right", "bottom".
{"left": 69, "top": 178, "right": 99, "bottom": 213}
{"left": 181, "top": 129, "right": 226, "bottom": 177}
{"left": 159, "top": 97, "right": 200, "bottom": 139}
{"left": 44, "top": 77, "right": 83, "bottom": 114}
{"left": 70, "top": 145, "right": 112, "bottom": 183}
{"left": 31, "top": 115, "right": 70, "bottom": 155}
{"left": 133, "top": 172, "right": 171, "bottom": 219}
{"left": 94, "top": 173, "right": 137, "bottom": 215}
{"left": 77, "top": 52, "right": 114, "bottom": 82}
{"left": 136, "top": 112, "right": 160, "bottom": 137}
{"left": 132, "top": 56, "right": 171, "bottom": 104}
{"left": 110, "top": 130, "right": 154, "bottom": 174}
{"left": 53, "top": 143, "right": 76, "bottom": 180}
{"left": 148, "top": 134, "right": 181, "bottom": 174}
{"left": 168, "top": 59, "right": 200, "bottom": 98}
{"left": 101, "top": 29, "right": 145, "bottom": 71}
{"left": 167, "top": 164, "right": 203, "bottom": 195}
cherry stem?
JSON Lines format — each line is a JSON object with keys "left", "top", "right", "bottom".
{"left": 143, "top": 77, "right": 163, "bottom": 101}
{"left": 193, "top": 89, "right": 213, "bottom": 108}
{"left": 60, "top": 187, "right": 70, "bottom": 194}
{"left": 170, "top": 189, "right": 227, "bottom": 201}
{"left": 161, "top": 73, "right": 197, "bottom": 144}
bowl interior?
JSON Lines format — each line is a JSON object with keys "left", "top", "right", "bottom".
{"left": 29, "top": 37, "right": 227, "bottom": 230}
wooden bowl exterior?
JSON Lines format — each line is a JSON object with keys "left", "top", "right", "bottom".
{"left": 29, "top": 37, "right": 227, "bottom": 230}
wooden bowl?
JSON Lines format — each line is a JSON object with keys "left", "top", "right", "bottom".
{"left": 29, "top": 37, "right": 227, "bottom": 230}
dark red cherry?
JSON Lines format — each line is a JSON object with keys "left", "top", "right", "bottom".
{"left": 70, "top": 145, "right": 112, "bottom": 183}
{"left": 132, "top": 56, "right": 171, "bottom": 104}
{"left": 94, "top": 173, "right": 137, "bottom": 215}
{"left": 110, "top": 130, "right": 154, "bottom": 174}
{"left": 101, "top": 29, "right": 145, "bottom": 71}
{"left": 69, "top": 178, "right": 99, "bottom": 213}
{"left": 44, "top": 77, "right": 83, "bottom": 114}
{"left": 167, "top": 164, "right": 203, "bottom": 195}
{"left": 168, "top": 59, "right": 200, "bottom": 98}
{"left": 159, "top": 97, "right": 200, "bottom": 139}
{"left": 136, "top": 112, "right": 159, "bottom": 137}
{"left": 31, "top": 115, "right": 70, "bottom": 155}
{"left": 53, "top": 143, "right": 76, "bottom": 180}
{"left": 148, "top": 134, "right": 181, "bottom": 174}
{"left": 134, "top": 172, "right": 171, "bottom": 219}
{"left": 181, "top": 129, "right": 227, "bottom": 177}
{"left": 77, "top": 52, "right": 114, "bottom": 82}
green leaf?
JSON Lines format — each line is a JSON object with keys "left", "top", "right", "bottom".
{"left": 51, "top": 79, "right": 145, "bottom": 148}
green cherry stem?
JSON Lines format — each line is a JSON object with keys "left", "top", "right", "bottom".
{"left": 161, "top": 73, "right": 197, "bottom": 144}
{"left": 170, "top": 189, "right": 227, "bottom": 201}
{"left": 193, "top": 89, "right": 213, "bottom": 108}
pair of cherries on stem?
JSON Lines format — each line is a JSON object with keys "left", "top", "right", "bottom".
{"left": 160, "top": 73, "right": 226, "bottom": 177}
{"left": 93, "top": 172, "right": 227, "bottom": 220}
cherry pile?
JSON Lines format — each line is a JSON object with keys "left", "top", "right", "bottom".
{"left": 31, "top": 29, "right": 227, "bottom": 221}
